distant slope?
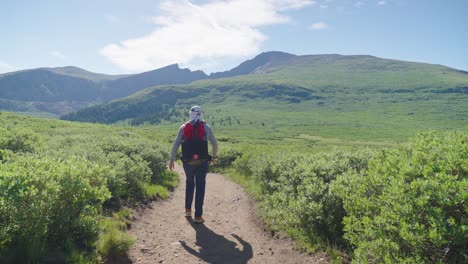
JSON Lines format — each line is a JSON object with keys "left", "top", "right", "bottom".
{"left": 61, "top": 81, "right": 318, "bottom": 124}
{"left": 0, "top": 64, "right": 208, "bottom": 116}
{"left": 259, "top": 54, "right": 468, "bottom": 91}
{"left": 62, "top": 54, "right": 468, "bottom": 142}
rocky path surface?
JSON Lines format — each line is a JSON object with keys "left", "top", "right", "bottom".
{"left": 125, "top": 164, "right": 327, "bottom": 263}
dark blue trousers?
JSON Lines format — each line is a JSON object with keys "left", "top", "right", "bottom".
{"left": 183, "top": 161, "right": 208, "bottom": 217}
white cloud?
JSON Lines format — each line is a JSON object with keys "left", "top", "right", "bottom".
{"left": 100, "top": 0, "right": 314, "bottom": 73}
{"left": 50, "top": 51, "right": 66, "bottom": 59}
{"left": 310, "top": 21, "right": 329, "bottom": 30}
{"left": 0, "top": 61, "right": 15, "bottom": 73}
{"left": 377, "top": 1, "right": 386, "bottom": 5}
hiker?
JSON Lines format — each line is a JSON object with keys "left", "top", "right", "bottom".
{"left": 169, "top": 106, "right": 218, "bottom": 224}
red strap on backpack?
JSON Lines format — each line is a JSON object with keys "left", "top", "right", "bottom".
{"left": 183, "top": 122, "right": 205, "bottom": 140}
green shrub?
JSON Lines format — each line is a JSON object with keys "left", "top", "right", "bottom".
{"left": 0, "top": 114, "right": 176, "bottom": 262}
{"left": 139, "top": 145, "right": 169, "bottom": 184}
{"left": 145, "top": 170, "right": 179, "bottom": 199}
{"left": 233, "top": 150, "right": 255, "bottom": 176}
{"left": 104, "top": 152, "right": 152, "bottom": 207}
{"left": 0, "top": 127, "right": 43, "bottom": 153}
{"left": 216, "top": 147, "right": 242, "bottom": 168}
{"left": 97, "top": 214, "right": 135, "bottom": 261}
{"left": 0, "top": 149, "right": 15, "bottom": 161}
{"left": 0, "top": 155, "right": 110, "bottom": 262}
{"left": 47, "top": 133, "right": 170, "bottom": 207}
{"left": 333, "top": 131, "right": 467, "bottom": 263}
{"left": 260, "top": 150, "right": 373, "bottom": 246}
{"left": 234, "top": 148, "right": 373, "bottom": 247}
{"left": 98, "top": 136, "right": 168, "bottom": 184}
{"left": 97, "top": 228, "right": 134, "bottom": 261}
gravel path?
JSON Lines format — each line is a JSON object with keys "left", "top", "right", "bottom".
{"left": 124, "top": 164, "right": 327, "bottom": 263}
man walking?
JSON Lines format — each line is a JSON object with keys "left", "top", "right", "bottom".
{"left": 169, "top": 106, "right": 217, "bottom": 223}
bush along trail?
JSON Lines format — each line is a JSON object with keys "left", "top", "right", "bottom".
{"left": 0, "top": 113, "right": 178, "bottom": 263}
{"left": 125, "top": 164, "right": 327, "bottom": 264}
{"left": 229, "top": 131, "right": 467, "bottom": 263}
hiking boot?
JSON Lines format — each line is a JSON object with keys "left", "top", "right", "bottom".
{"left": 185, "top": 209, "right": 192, "bottom": 217}
{"left": 194, "top": 216, "right": 205, "bottom": 224}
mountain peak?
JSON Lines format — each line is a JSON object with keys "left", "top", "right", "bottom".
{"left": 254, "top": 51, "right": 296, "bottom": 59}
{"left": 44, "top": 66, "right": 126, "bottom": 81}
{"left": 138, "top": 63, "right": 206, "bottom": 77}
{"left": 161, "top": 63, "right": 180, "bottom": 69}
{"left": 47, "top": 65, "right": 90, "bottom": 74}
{"left": 210, "top": 51, "right": 297, "bottom": 78}
{"left": 53, "top": 65, "right": 85, "bottom": 70}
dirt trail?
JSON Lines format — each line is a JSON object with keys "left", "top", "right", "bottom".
{"left": 125, "top": 164, "right": 327, "bottom": 263}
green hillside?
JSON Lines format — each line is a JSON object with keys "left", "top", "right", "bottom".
{"left": 62, "top": 54, "right": 468, "bottom": 147}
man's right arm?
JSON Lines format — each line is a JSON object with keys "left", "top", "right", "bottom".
{"left": 170, "top": 126, "right": 184, "bottom": 163}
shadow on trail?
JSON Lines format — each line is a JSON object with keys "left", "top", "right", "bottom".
{"left": 106, "top": 254, "right": 132, "bottom": 264}
{"left": 180, "top": 218, "right": 253, "bottom": 263}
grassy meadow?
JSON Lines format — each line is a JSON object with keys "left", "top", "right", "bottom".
{"left": 134, "top": 87, "right": 466, "bottom": 154}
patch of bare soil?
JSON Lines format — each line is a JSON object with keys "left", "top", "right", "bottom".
{"left": 125, "top": 164, "right": 328, "bottom": 263}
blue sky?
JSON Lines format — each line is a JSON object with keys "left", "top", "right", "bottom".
{"left": 1, "top": 0, "right": 467, "bottom": 75}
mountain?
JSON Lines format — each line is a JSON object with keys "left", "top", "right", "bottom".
{"left": 61, "top": 53, "right": 468, "bottom": 142}
{"left": 0, "top": 64, "right": 207, "bottom": 116}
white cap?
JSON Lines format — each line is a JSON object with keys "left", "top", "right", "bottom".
{"left": 189, "top": 105, "right": 203, "bottom": 122}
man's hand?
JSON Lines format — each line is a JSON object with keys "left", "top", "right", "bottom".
{"left": 169, "top": 161, "right": 175, "bottom": 171}
{"left": 210, "top": 159, "right": 216, "bottom": 166}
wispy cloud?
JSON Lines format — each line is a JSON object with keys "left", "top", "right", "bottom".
{"left": 310, "top": 21, "right": 329, "bottom": 30}
{"left": 100, "top": 0, "right": 314, "bottom": 73}
{"left": 50, "top": 51, "right": 66, "bottom": 59}
{"left": 0, "top": 61, "right": 15, "bottom": 73}
{"left": 377, "top": 1, "right": 386, "bottom": 5}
